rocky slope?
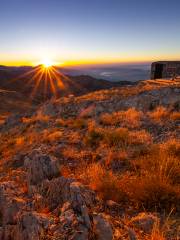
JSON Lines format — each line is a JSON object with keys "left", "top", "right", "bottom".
{"left": 0, "top": 79, "right": 179, "bottom": 239}
{"left": 0, "top": 66, "right": 134, "bottom": 118}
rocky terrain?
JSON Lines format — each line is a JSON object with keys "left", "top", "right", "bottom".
{"left": 0, "top": 79, "right": 179, "bottom": 239}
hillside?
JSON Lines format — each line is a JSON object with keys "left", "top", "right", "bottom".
{"left": 0, "top": 66, "right": 134, "bottom": 118}
{"left": 0, "top": 79, "right": 179, "bottom": 239}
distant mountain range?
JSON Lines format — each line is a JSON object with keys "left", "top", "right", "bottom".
{"left": 58, "top": 63, "right": 151, "bottom": 81}
{"left": 0, "top": 63, "right": 151, "bottom": 82}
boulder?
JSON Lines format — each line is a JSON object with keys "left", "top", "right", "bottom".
{"left": 24, "top": 150, "right": 60, "bottom": 187}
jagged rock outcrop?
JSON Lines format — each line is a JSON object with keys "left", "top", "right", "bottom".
{"left": 0, "top": 182, "right": 25, "bottom": 225}
{"left": 14, "top": 212, "right": 50, "bottom": 240}
{"left": 24, "top": 150, "right": 60, "bottom": 188}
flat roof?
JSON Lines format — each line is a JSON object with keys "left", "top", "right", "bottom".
{"left": 152, "top": 61, "right": 180, "bottom": 64}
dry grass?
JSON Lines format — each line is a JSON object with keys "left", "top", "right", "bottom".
{"left": 170, "top": 111, "right": 180, "bottom": 121}
{"left": 105, "top": 149, "right": 128, "bottom": 168}
{"left": 84, "top": 124, "right": 104, "bottom": 147}
{"left": 150, "top": 221, "right": 166, "bottom": 240}
{"left": 82, "top": 136, "right": 180, "bottom": 212}
{"left": 129, "top": 142, "right": 180, "bottom": 210}
{"left": 148, "top": 106, "right": 169, "bottom": 123}
{"left": 82, "top": 163, "right": 127, "bottom": 202}
{"left": 126, "top": 175, "right": 180, "bottom": 211}
{"left": 15, "top": 136, "right": 25, "bottom": 146}
{"left": 100, "top": 108, "right": 142, "bottom": 128}
{"left": 161, "top": 138, "right": 180, "bottom": 158}
{"left": 84, "top": 124, "right": 152, "bottom": 153}
{"left": 103, "top": 128, "right": 129, "bottom": 147}
{"left": 129, "top": 130, "right": 152, "bottom": 146}
{"left": 150, "top": 213, "right": 179, "bottom": 240}
{"left": 22, "top": 112, "right": 50, "bottom": 125}
{"left": 45, "top": 131, "right": 63, "bottom": 142}
{"left": 56, "top": 117, "right": 87, "bottom": 129}
{"left": 135, "top": 142, "right": 180, "bottom": 184}
{"left": 72, "top": 118, "right": 87, "bottom": 129}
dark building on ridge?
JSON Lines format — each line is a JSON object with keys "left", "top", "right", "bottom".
{"left": 151, "top": 61, "right": 180, "bottom": 79}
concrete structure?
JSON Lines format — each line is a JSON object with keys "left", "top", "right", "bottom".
{"left": 151, "top": 61, "right": 180, "bottom": 79}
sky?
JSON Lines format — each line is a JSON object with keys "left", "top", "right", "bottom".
{"left": 0, "top": 0, "right": 180, "bottom": 66}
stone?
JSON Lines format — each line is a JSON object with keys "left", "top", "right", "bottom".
{"left": 38, "top": 102, "right": 57, "bottom": 117}
{"left": 0, "top": 182, "right": 25, "bottom": 225}
{"left": 24, "top": 150, "right": 60, "bottom": 187}
{"left": 130, "top": 212, "right": 159, "bottom": 233}
{"left": 15, "top": 212, "right": 50, "bottom": 240}
{"left": 38, "top": 177, "right": 95, "bottom": 211}
{"left": 128, "top": 228, "right": 137, "bottom": 240}
{"left": 93, "top": 214, "right": 113, "bottom": 240}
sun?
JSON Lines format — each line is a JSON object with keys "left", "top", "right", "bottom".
{"left": 41, "top": 59, "right": 53, "bottom": 68}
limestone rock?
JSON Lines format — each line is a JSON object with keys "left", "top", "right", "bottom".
{"left": 24, "top": 150, "right": 60, "bottom": 187}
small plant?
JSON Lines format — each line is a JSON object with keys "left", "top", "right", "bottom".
{"left": 105, "top": 149, "right": 128, "bottom": 167}
{"left": 103, "top": 128, "right": 129, "bottom": 147}
{"left": 126, "top": 175, "right": 180, "bottom": 211}
{"left": 148, "top": 106, "right": 169, "bottom": 123}
{"left": 170, "top": 111, "right": 180, "bottom": 121}
{"left": 15, "top": 136, "right": 25, "bottom": 146}
{"left": 84, "top": 121, "right": 104, "bottom": 147}
{"left": 72, "top": 118, "right": 87, "bottom": 129}
{"left": 83, "top": 163, "right": 127, "bottom": 202}
{"left": 161, "top": 138, "right": 180, "bottom": 158}
{"left": 84, "top": 128, "right": 104, "bottom": 147}
{"left": 45, "top": 131, "right": 63, "bottom": 142}
{"left": 100, "top": 108, "right": 142, "bottom": 128}
{"left": 129, "top": 130, "right": 152, "bottom": 146}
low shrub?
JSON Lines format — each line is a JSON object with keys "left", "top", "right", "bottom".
{"left": 126, "top": 175, "right": 180, "bottom": 211}
{"left": 103, "top": 128, "right": 129, "bottom": 147}
{"left": 100, "top": 108, "right": 142, "bottom": 128}
{"left": 148, "top": 106, "right": 169, "bottom": 123}
{"left": 83, "top": 163, "right": 127, "bottom": 202}
{"left": 170, "top": 111, "right": 180, "bottom": 121}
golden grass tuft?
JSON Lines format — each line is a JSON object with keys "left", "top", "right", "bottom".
{"left": 15, "top": 136, "right": 25, "bottom": 146}
{"left": 84, "top": 122, "right": 104, "bottom": 147}
{"left": 148, "top": 106, "right": 169, "bottom": 123}
{"left": 22, "top": 113, "right": 50, "bottom": 125}
{"left": 103, "top": 128, "right": 129, "bottom": 147}
{"left": 170, "top": 111, "right": 180, "bottom": 121}
{"left": 46, "top": 131, "right": 63, "bottom": 142}
{"left": 100, "top": 108, "right": 142, "bottom": 128}
{"left": 82, "top": 163, "right": 127, "bottom": 202}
